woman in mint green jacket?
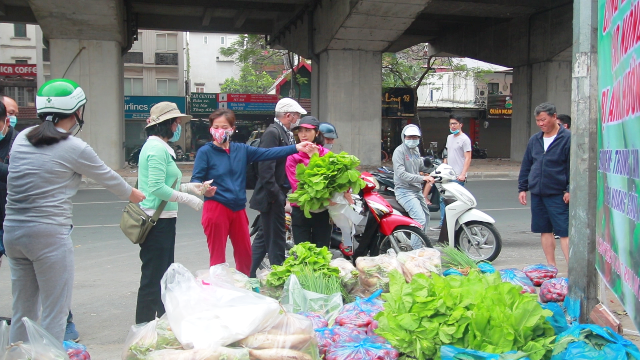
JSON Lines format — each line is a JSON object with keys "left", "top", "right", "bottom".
{"left": 135, "top": 102, "right": 215, "bottom": 324}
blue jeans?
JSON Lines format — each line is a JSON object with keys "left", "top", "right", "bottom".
{"left": 395, "top": 188, "right": 430, "bottom": 249}
{"left": 439, "top": 180, "right": 466, "bottom": 226}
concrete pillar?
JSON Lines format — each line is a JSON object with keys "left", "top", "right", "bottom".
{"left": 567, "top": 0, "right": 599, "bottom": 324}
{"left": 315, "top": 50, "right": 381, "bottom": 166}
{"left": 49, "top": 39, "right": 124, "bottom": 168}
{"left": 510, "top": 60, "right": 571, "bottom": 161}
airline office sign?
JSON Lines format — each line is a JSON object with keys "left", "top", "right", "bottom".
{"left": 0, "top": 64, "right": 37, "bottom": 77}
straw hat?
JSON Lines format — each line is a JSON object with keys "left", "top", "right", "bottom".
{"left": 145, "top": 102, "right": 192, "bottom": 128}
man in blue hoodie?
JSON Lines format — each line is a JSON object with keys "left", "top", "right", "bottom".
{"left": 518, "top": 103, "right": 571, "bottom": 266}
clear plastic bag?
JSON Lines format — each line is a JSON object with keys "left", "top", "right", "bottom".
{"left": 440, "top": 345, "right": 531, "bottom": 360}
{"left": 2, "top": 317, "right": 68, "bottom": 360}
{"left": 315, "top": 326, "right": 367, "bottom": 357}
{"left": 335, "top": 290, "right": 384, "bottom": 328}
{"left": 0, "top": 320, "right": 9, "bottom": 357}
{"left": 298, "top": 312, "right": 328, "bottom": 329}
{"left": 236, "top": 312, "right": 319, "bottom": 360}
{"left": 161, "top": 263, "right": 281, "bottom": 349}
{"left": 64, "top": 341, "right": 91, "bottom": 360}
{"left": 325, "top": 334, "right": 399, "bottom": 360}
{"left": 522, "top": 264, "right": 558, "bottom": 286}
{"left": 356, "top": 250, "right": 404, "bottom": 294}
{"left": 328, "top": 193, "right": 364, "bottom": 247}
{"left": 280, "top": 274, "right": 343, "bottom": 325}
{"left": 540, "top": 278, "right": 568, "bottom": 303}
{"left": 205, "top": 263, "right": 253, "bottom": 291}
{"left": 144, "top": 347, "right": 250, "bottom": 360}
{"left": 329, "top": 258, "right": 359, "bottom": 292}
{"left": 397, "top": 248, "right": 441, "bottom": 282}
{"left": 499, "top": 268, "right": 536, "bottom": 294}
{"left": 122, "top": 314, "right": 181, "bottom": 360}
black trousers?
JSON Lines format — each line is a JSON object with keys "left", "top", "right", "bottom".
{"left": 291, "top": 207, "right": 332, "bottom": 249}
{"left": 250, "top": 192, "right": 287, "bottom": 278}
{"left": 136, "top": 218, "right": 176, "bottom": 324}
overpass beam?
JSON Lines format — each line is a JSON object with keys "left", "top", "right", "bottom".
{"left": 49, "top": 39, "right": 124, "bottom": 168}
{"left": 313, "top": 50, "right": 381, "bottom": 167}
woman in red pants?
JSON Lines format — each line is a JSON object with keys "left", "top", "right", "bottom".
{"left": 191, "top": 109, "right": 315, "bottom": 275}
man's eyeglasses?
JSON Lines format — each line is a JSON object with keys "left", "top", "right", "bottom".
{"left": 449, "top": 122, "right": 460, "bottom": 127}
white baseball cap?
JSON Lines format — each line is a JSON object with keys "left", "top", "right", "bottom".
{"left": 404, "top": 125, "right": 421, "bottom": 137}
{"left": 275, "top": 98, "right": 307, "bottom": 114}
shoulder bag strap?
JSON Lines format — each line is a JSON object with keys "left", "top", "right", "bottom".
{"left": 148, "top": 179, "right": 179, "bottom": 225}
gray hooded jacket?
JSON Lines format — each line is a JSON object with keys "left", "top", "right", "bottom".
{"left": 392, "top": 124, "right": 427, "bottom": 192}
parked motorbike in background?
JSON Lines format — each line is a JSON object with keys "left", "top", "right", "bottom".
{"left": 432, "top": 164, "right": 502, "bottom": 262}
{"left": 472, "top": 142, "right": 488, "bottom": 159}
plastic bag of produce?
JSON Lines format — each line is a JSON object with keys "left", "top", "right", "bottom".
{"left": 499, "top": 268, "right": 536, "bottom": 294}
{"left": 356, "top": 250, "right": 403, "bottom": 294}
{"left": 367, "top": 320, "right": 379, "bottom": 336}
{"left": 330, "top": 258, "right": 359, "bottom": 292}
{"left": 335, "top": 290, "right": 384, "bottom": 327}
{"left": 145, "top": 347, "right": 250, "bottom": 360}
{"left": 325, "top": 334, "right": 399, "bottom": 360}
{"left": 122, "top": 314, "right": 181, "bottom": 360}
{"left": 443, "top": 268, "right": 464, "bottom": 276}
{"left": 477, "top": 262, "right": 496, "bottom": 274}
{"left": 397, "top": 248, "right": 442, "bottom": 281}
{"left": 328, "top": 192, "right": 364, "bottom": 247}
{"left": 161, "top": 263, "right": 281, "bottom": 349}
{"left": 523, "top": 264, "right": 558, "bottom": 286}
{"left": 540, "top": 278, "right": 568, "bottom": 303}
{"left": 64, "top": 341, "right": 91, "bottom": 360}
{"left": 315, "top": 326, "right": 368, "bottom": 357}
{"left": 206, "top": 263, "right": 253, "bottom": 290}
{"left": 2, "top": 317, "right": 68, "bottom": 360}
{"left": 298, "top": 312, "right": 328, "bottom": 329}
{"left": 236, "top": 312, "right": 319, "bottom": 360}
{"left": 280, "top": 274, "right": 343, "bottom": 325}
{"left": 551, "top": 324, "right": 640, "bottom": 360}
{"left": 540, "top": 302, "right": 569, "bottom": 335}
{"left": 440, "top": 345, "right": 531, "bottom": 360}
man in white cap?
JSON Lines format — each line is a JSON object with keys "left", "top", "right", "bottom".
{"left": 393, "top": 124, "right": 435, "bottom": 248}
{"left": 250, "top": 98, "right": 307, "bottom": 277}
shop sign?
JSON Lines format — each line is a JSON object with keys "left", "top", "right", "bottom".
{"left": 596, "top": 0, "right": 640, "bottom": 331}
{"left": 382, "top": 87, "right": 415, "bottom": 118}
{"left": 0, "top": 64, "right": 37, "bottom": 77}
{"left": 124, "top": 96, "right": 187, "bottom": 120}
{"left": 190, "top": 93, "right": 218, "bottom": 116}
{"left": 218, "top": 93, "right": 279, "bottom": 114}
{"left": 487, "top": 95, "right": 513, "bottom": 118}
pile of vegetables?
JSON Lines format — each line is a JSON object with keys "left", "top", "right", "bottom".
{"left": 266, "top": 242, "right": 339, "bottom": 288}
{"left": 439, "top": 247, "right": 478, "bottom": 275}
{"left": 375, "top": 270, "right": 556, "bottom": 360}
{"left": 288, "top": 152, "right": 366, "bottom": 217}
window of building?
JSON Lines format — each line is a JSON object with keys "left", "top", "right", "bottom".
{"left": 195, "top": 86, "right": 205, "bottom": 93}
{"left": 15, "top": 60, "right": 28, "bottom": 64}
{"left": 156, "top": 33, "right": 178, "bottom": 51}
{"left": 130, "top": 32, "right": 143, "bottom": 51}
{"left": 3, "top": 87, "right": 35, "bottom": 107}
{"left": 13, "top": 24, "right": 27, "bottom": 38}
{"left": 488, "top": 83, "right": 500, "bottom": 95}
{"left": 124, "top": 78, "right": 144, "bottom": 96}
{"left": 220, "top": 36, "right": 226, "bottom": 45}
{"left": 203, "top": 36, "right": 208, "bottom": 45}
{"left": 157, "top": 79, "right": 178, "bottom": 96}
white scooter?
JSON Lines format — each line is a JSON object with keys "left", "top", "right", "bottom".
{"left": 431, "top": 164, "right": 502, "bottom": 262}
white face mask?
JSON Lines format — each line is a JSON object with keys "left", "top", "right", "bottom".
{"left": 405, "top": 139, "right": 419, "bottom": 148}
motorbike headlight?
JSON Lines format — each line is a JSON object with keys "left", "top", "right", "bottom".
{"left": 457, "top": 192, "right": 476, "bottom": 207}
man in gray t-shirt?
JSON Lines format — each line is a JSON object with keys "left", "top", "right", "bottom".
{"left": 431, "top": 114, "right": 472, "bottom": 230}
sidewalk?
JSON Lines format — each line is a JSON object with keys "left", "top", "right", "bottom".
{"left": 80, "top": 158, "right": 522, "bottom": 188}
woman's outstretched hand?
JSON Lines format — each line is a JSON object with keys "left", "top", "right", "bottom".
{"left": 296, "top": 141, "right": 318, "bottom": 154}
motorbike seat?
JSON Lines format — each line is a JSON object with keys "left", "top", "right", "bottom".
{"left": 381, "top": 195, "right": 410, "bottom": 217}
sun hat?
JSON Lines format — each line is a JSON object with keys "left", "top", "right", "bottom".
{"left": 292, "top": 116, "right": 320, "bottom": 131}
{"left": 275, "top": 98, "right": 307, "bottom": 115}
{"left": 146, "top": 102, "right": 192, "bottom": 128}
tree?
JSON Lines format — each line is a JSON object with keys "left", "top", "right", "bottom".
{"left": 220, "top": 64, "right": 274, "bottom": 94}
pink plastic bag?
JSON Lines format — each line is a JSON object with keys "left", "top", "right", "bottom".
{"left": 540, "top": 277, "right": 568, "bottom": 303}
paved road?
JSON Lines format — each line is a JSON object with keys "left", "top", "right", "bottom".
{"left": 0, "top": 180, "right": 563, "bottom": 359}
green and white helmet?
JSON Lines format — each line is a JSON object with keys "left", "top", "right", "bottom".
{"left": 36, "top": 79, "right": 87, "bottom": 115}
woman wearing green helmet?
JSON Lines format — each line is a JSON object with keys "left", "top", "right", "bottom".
{"left": 3, "top": 79, "right": 145, "bottom": 343}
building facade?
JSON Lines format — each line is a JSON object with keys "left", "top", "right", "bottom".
{"left": 187, "top": 33, "right": 240, "bottom": 95}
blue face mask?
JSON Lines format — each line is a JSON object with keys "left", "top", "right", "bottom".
{"left": 0, "top": 122, "right": 7, "bottom": 141}
{"left": 9, "top": 116, "right": 17, "bottom": 128}
{"left": 450, "top": 129, "right": 460, "bottom": 135}
{"left": 170, "top": 124, "right": 181, "bottom": 142}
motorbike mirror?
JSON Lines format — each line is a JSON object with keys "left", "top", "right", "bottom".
{"left": 423, "top": 157, "right": 433, "bottom": 168}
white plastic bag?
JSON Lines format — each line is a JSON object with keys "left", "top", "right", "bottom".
{"left": 144, "top": 347, "right": 250, "bottom": 360}
{"left": 2, "top": 317, "right": 68, "bottom": 360}
{"left": 397, "top": 248, "right": 442, "bottom": 282}
{"left": 121, "top": 314, "right": 181, "bottom": 360}
{"left": 0, "top": 320, "right": 9, "bottom": 357}
{"left": 200, "top": 263, "right": 252, "bottom": 291}
{"left": 330, "top": 258, "right": 359, "bottom": 292}
{"left": 280, "top": 274, "right": 343, "bottom": 326}
{"left": 161, "top": 263, "right": 281, "bottom": 349}
{"left": 327, "top": 192, "right": 364, "bottom": 246}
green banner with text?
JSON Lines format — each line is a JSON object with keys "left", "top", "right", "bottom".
{"left": 597, "top": 0, "right": 640, "bottom": 331}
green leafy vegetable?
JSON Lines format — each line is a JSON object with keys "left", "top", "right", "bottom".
{"left": 375, "top": 270, "right": 556, "bottom": 360}
{"left": 439, "top": 246, "right": 479, "bottom": 270}
{"left": 266, "top": 242, "right": 339, "bottom": 287}
{"left": 295, "top": 265, "right": 349, "bottom": 301}
{"left": 288, "top": 152, "right": 366, "bottom": 218}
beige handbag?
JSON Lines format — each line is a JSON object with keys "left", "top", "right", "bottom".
{"left": 120, "top": 180, "right": 177, "bottom": 244}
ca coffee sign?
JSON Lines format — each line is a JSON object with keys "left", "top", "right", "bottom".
{"left": 0, "top": 64, "right": 37, "bottom": 77}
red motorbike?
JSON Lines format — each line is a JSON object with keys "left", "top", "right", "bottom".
{"left": 350, "top": 172, "right": 432, "bottom": 261}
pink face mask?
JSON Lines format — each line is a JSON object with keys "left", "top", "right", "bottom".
{"left": 210, "top": 128, "right": 233, "bottom": 143}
